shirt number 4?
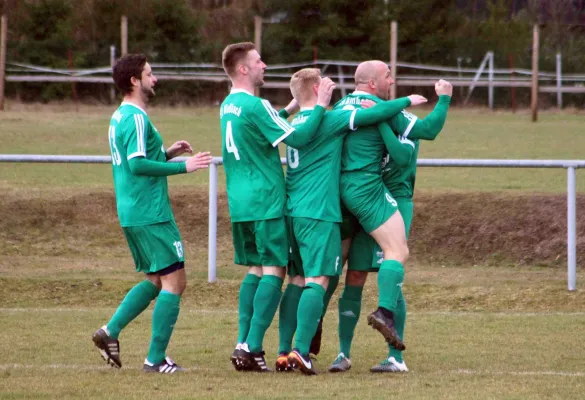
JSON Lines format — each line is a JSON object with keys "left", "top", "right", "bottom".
{"left": 225, "top": 121, "right": 240, "bottom": 160}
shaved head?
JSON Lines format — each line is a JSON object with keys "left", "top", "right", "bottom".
{"left": 354, "top": 60, "right": 393, "bottom": 100}
{"left": 354, "top": 60, "right": 388, "bottom": 84}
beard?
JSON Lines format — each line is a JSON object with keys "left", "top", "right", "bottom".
{"left": 140, "top": 83, "right": 155, "bottom": 99}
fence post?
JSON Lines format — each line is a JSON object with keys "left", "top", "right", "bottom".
{"left": 0, "top": 15, "right": 7, "bottom": 111}
{"left": 254, "top": 15, "right": 262, "bottom": 97}
{"left": 110, "top": 46, "right": 116, "bottom": 104}
{"left": 390, "top": 21, "right": 397, "bottom": 100}
{"left": 556, "top": 53, "right": 562, "bottom": 109}
{"left": 121, "top": 16, "right": 128, "bottom": 56}
{"left": 208, "top": 162, "right": 218, "bottom": 283}
{"left": 531, "top": 24, "right": 539, "bottom": 122}
{"left": 567, "top": 166, "right": 577, "bottom": 291}
{"left": 488, "top": 51, "right": 494, "bottom": 110}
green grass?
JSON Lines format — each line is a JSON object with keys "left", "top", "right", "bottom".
{"left": 1, "top": 105, "right": 585, "bottom": 398}
{"left": 1, "top": 304, "right": 585, "bottom": 399}
{"left": 1, "top": 105, "right": 584, "bottom": 192}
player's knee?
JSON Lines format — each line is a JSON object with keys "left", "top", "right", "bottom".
{"left": 288, "top": 275, "right": 305, "bottom": 286}
{"left": 384, "top": 243, "right": 409, "bottom": 264}
{"left": 346, "top": 270, "right": 367, "bottom": 286}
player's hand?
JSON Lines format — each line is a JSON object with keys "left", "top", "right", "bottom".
{"left": 284, "top": 98, "right": 300, "bottom": 116}
{"left": 435, "top": 79, "right": 453, "bottom": 97}
{"left": 166, "top": 140, "right": 193, "bottom": 159}
{"left": 185, "top": 151, "right": 213, "bottom": 173}
{"left": 360, "top": 99, "right": 376, "bottom": 109}
{"left": 316, "top": 77, "right": 336, "bottom": 108}
{"left": 407, "top": 95, "right": 428, "bottom": 106}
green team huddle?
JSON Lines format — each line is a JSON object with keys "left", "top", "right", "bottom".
{"left": 219, "top": 43, "right": 452, "bottom": 375}
{"left": 94, "top": 45, "right": 450, "bottom": 376}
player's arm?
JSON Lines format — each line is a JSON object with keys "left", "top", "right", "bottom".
{"left": 406, "top": 95, "right": 451, "bottom": 141}
{"left": 281, "top": 105, "right": 326, "bottom": 147}
{"left": 352, "top": 96, "right": 425, "bottom": 130}
{"left": 128, "top": 157, "right": 187, "bottom": 176}
{"left": 279, "top": 98, "right": 299, "bottom": 119}
{"left": 378, "top": 122, "right": 415, "bottom": 167}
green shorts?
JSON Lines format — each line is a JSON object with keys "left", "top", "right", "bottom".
{"left": 340, "top": 205, "right": 358, "bottom": 241}
{"left": 123, "top": 221, "right": 184, "bottom": 274}
{"left": 340, "top": 172, "right": 399, "bottom": 233}
{"left": 232, "top": 217, "right": 288, "bottom": 267}
{"left": 347, "top": 198, "right": 414, "bottom": 272}
{"left": 287, "top": 216, "right": 342, "bottom": 278}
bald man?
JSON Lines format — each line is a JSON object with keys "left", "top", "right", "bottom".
{"left": 324, "top": 61, "right": 452, "bottom": 373}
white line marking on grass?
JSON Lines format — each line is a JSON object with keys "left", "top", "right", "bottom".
{"left": 453, "top": 369, "right": 585, "bottom": 377}
{"left": 0, "top": 364, "right": 199, "bottom": 372}
{"left": 1, "top": 364, "right": 582, "bottom": 377}
{"left": 2, "top": 308, "right": 585, "bottom": 317}
{"left": 0, "top": 308, "right": 238, "bottom": 314}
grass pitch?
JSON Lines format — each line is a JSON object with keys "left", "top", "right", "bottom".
{"left": 1, "top": 104, "right": 584, "bottom": 399}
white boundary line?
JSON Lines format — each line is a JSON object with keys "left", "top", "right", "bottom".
{"left": 0, "top": 364, "right": 582, "bottom": 377}
{"left": 1, "top": 308, "right": 585, "bottom": 317}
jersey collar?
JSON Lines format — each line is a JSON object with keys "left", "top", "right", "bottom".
{"left": 351, "top": 90, "right": 372, "bottom": 96}
{"left": 121, "top": 101, "right": 147, "bottom": 115}
{"left": 230, "top": 88, "right": 254, "bottom": 96}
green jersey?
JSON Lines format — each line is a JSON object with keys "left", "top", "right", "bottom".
{"left": 382, "top": 110, "right": 420, "bottom": 198}
{"left": 108, "top": 102, "right": 173, "bottom": 227}
{"left": 335, "top": 91, "right": 386, "bottom": 174}
{"left": 382, "top": 95, "right": 451, "bottom": 198}
{"left": 286, "top": 107, "right": 357, "bottom": 222}
{"left": 220, "top": 89, "right": 295, "bottom": 222}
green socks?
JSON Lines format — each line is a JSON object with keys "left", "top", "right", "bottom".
{"left": 322, "top": 274, "right": 339, "bottom": 318}
{"left": 294, "top": 283, "right": 326, "bottom": 355}
{"left": 237, "top": 273, "right": 261, "bottom": 344}
{"left": 278, "top": 283, "right": 303, "bottom": 354}
{"left": 338, "top": 284, "right": 363, "bottom": 358}
{"left": 388, "top": 289, "right": 407, "bottom": 362}
{"left": 378, "top": 260, "right": 405, "bottom": 312}
{"left": 146, "top": 290, "right": 181, "bottom": 365}
{"left": 107, "top": 280, "right": 160, "bottom": 339}
{"left": 246, "top": 275, "right": 284, "bottom": 352}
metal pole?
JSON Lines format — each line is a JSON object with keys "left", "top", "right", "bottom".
{"left": 208, "top": 162, "right": 218, "bottom": 283}
{"left": 0, "top": 15, "right": 7, "bottom": 111}
{"left": 567, "top": 166, "right": 577, "bottom": 291}
{"left": 390, "top": 21, "right": 397, "bottom": 100}
{"left": 556, "top": 53, "right": 562, "bottom": 109}
{"left": 488, "top": 51, "right": 494, "bottom": 110}
{"left": 337, "top": 64, "right": 346, "bottom": 98}
{"left": 531, "top": 24, "right": 539, "bottom": 122}
{"left": 110, "top": 46, "right": 116, "bottom": 104}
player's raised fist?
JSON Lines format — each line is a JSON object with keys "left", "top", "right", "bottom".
{"left": 407, "top": 95, "right": 428, "bottom": 106}
{"left": 185, "top": 151, "right": 213, "bottom": 172}
{"left": 435, "top": 79, "right": 453, "bottom": 97}
{"left": 317, "top": 77, "right": 336, "bottom": 108}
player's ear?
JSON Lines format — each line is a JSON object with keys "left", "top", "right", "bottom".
{"left": 313, "top": 84, "right": 319, "bottom": 95}
{"left": 130, "top": 75, "right": 141, "bottom": 88}
{"left": 238, "top": 64, "right": 248, "bottom": 76}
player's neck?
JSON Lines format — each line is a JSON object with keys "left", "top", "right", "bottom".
{"left": 354, "top": 85, "right": 375, "bottom": 96}
{"left": 230, "top": 78, "right": 257, "bottom": 96}
{"left": 299, "top": 100, "right": 317, "bottom": 110}
{"left": 122, "top": 93, "right": 147, "bottom": 111}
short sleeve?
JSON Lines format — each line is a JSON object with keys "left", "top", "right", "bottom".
{"left": 123, "top": 113, "right": 147, "bottom": 159}
{"left": 251, "top": 99, "right": 295, "bottom": 147}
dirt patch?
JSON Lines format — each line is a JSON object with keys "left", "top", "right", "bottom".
{"left": 1, "top": 189, "right": 583, "bottom": 267}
